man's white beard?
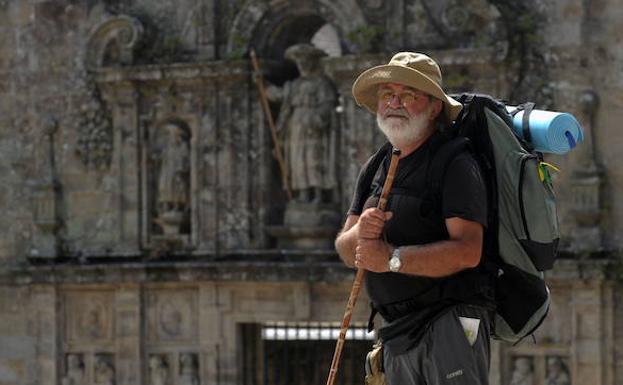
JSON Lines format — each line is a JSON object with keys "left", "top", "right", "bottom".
{"left": 376, "top": 106, "right": 432, "bottom": 149}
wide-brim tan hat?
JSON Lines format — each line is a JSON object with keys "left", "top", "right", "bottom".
{"left": 352, "top": 52, "right": 463, "bottom": 122}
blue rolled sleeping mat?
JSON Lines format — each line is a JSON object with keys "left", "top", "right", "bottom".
{"left": 506, "top": 106, "right": 584, "bottom": 154}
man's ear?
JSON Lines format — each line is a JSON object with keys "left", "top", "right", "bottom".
{"left": 429, "top": 98, "right": 443, "bottom": 121}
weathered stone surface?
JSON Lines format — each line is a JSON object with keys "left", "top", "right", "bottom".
{"left": 0, "top": 0, "right": 621, "bottom": 384}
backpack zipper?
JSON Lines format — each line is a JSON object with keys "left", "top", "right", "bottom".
{"left": 518, "top": 154, "right": 537, "bottom": 240}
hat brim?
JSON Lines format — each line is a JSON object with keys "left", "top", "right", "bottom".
{"left": 352, "top": 64, "right": 463, "bottom": 122}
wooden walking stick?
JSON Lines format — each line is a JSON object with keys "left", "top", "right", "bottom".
{"left": 249, "top": 49, "right": 293, "bottom": 200}
{"left": 326, "top": 147, "right": 401, "bottom": 385}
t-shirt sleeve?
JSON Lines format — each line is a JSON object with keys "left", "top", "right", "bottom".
{"left": 347, "top": 156, "right": 376, "bottom": 216}
{"left": 441, "top": 153, "right": 488, "bottom": 227}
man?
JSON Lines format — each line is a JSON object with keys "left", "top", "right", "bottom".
{"left": 335, "top": 52, "right": 494, "bottom": 384}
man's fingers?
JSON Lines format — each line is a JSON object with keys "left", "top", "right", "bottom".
{"left": 385, "top": 211, "right": 393, "bottom": 221}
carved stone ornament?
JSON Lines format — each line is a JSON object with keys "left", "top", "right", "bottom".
{"left": 509, "top": 356, "right": 533, "bottom": 385}
{"left": 179, "top": 353, "right": 200, "bottom": 385}
{"left": 75, "top": 75, "right": 113, "bottom": 171}
{"left": 546, "top": 356, "right": 571, "bottom": 385}
{"left": 85, "top": 15, "right": 144, "bottom": 70}
{"left": 62, "top": 353, "right": 85, "bottom": 385}
{"left": 148, "top": 355, "right": 169, "bottom": 385}
{"left": 94, "top": 354, "right": 116, "bottom": 385}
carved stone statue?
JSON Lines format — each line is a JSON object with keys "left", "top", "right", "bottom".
{"left": 94, "top": 355, "right": 115, "bottom": 385}
{"left": 509, "top": 357, "right": 533, "bottom": 385}
{"left": 546, "top": 357, "right": 571, "bottom": 385}
{"left": 149, "top": 355, "right": 169, "bottom": 385}
{"left": 153, "top": 122, "right": 190, "bottom": 235}
{"left": 157, "top": 123, "right": 190, "bottom": 213}
{"left": 179, "top": 353, "right": 199, "bottom": 385}
{"left": 273, "top": 43, "right": 337, "bottom": 203}
{"left": 62, "top": 354, "right": 85, "bottom": 385}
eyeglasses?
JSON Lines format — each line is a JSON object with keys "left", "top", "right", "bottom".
{"left": 377, "top": 89, "right": 429, "bottom": 107}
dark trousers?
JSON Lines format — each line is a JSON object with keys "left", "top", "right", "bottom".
{"left": 383, "top": 305, "right": 491, "bottom": 385}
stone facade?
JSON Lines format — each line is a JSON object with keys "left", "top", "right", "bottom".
{"left": 0, "top": 0, "right": 622, "bottom": 384}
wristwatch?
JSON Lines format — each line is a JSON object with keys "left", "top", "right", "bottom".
{"left": 388, "top": 247, "right": 402, "bottom": 273}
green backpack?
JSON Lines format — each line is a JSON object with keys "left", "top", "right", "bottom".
{"left": 434, "top": 93, "right": 560, "bottom": 343}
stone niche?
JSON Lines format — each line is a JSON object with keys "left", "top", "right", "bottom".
{"left": 82, "top": 14, "right": 271, "bottom": 256}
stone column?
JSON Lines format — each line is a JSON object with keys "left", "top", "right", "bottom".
{"left": 115, "top": 285, "right": 141, "bottom": 385}
{"left": 27, "top": 285, "right": 57, "bottom": 385}
{"left": 29, "top": 118, "right": 61, "bottom": 259}
{"left": 570, "top": 279, "right": 614, "bottom": 385}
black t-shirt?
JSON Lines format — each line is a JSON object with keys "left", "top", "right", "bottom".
{"left": 347, "top": 133, "right": 488, "bottom": 307}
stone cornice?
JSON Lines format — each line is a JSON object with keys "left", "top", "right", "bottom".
{"left": 0, "top": 251, "right": 354, "bottom": 285}
{"left": 92, "top": 59, "right": 282, "bottom": 87}
{"left": 2, "top": 254, "right": 621, "bottom": 286}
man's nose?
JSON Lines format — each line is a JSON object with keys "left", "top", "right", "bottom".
{"left": 387, "top": 94, "right": 403, "bottom": 108}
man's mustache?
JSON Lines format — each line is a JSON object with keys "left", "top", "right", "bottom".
{"left": 382, "top": 108, "right": 410, "bottom": 119}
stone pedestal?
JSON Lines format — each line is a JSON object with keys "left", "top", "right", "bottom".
{"left": 267, "top": 202, "right": 341, "bottom": 250}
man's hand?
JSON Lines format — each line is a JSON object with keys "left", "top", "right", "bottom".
{"left": 355, "top": 239, "right": 392, "bottom": 273}
{"left": 358, "top": 208, "right": 393, "bottom": 239}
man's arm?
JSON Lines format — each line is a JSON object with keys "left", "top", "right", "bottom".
{"left": 355, "top": 216, "right": 483, "bottom": 277}
{"left": 335, "top": 215, "right": 360, "bottom": 268}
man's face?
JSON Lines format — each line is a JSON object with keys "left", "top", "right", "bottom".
{"left": 375, "top": 83, "right": 441, "bottom": 149}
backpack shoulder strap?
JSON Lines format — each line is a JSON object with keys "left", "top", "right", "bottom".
{"left": 355, "top": 141, "right": 392, "bottom": 210}
{"left": 422, "top": 137, "right": 471, "bottom": 216}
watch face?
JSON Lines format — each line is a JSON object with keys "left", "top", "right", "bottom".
{"left": 389, "top": 257, "right": 401, "bottom": 272}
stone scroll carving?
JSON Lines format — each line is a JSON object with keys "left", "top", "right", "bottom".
{"left": 85, "top": 15, "right": 144, "bottom": 70}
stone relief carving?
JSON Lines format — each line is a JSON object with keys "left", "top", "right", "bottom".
{"left": 509, "top": 357, "right": 534, "bottom": 385}
{"left": 85, "top": 15, "right": 144, "bottom": 70}
{"left": 159, "top": 301, "right": 183, "bottom": 337}
{"left": 149, "top": 355, "right": 170, "bottom": 385}
{"left": 226, "top": 0, "right": 366, "bottom": 58}
{"left": 74, "top": 71, "right": 114, "bottom": 171}
{"left": 147, "top": 290, "right": 197, "bottom": 343}
{"left": 546, "top": 357, "right": 570, "bottom": 385}
{"left": 62, "top": 353, "right": 85, "bottom": 385}
{"left": 94, "top": 354, "right": 116, "bottom": 385}
{"left": 179, "top": 353, "right": 200, "bottom": 385}
{"left": 80, "top": 304, "right": 106, "bottom": 339}
{"left": 272, "top": 43, "right": 337, "bottom": 204}
{"left": 413, "top": 0, "right": 503, "bottom": 49}
{"left": 65, "top": 292, "right": 113, "bottom": 343}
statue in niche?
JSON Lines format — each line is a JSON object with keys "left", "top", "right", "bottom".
{"left": 153, "top": 122, "right": 190, "bottom": 236}
{"left": 179, "top": 353, "right": 199, "bottom": 385}
{"left": 62, "top": 354, "right": 85, "bottom": 385}
{"left": 94, "top": 355, "right": 115, "bottom": 385}
{"left": 509, "top": 357, "right": 534, "bottom": 385}
{"left": 149, "top": 355, "right": 169, "bottom": 385}
{"left": 272, "top": 43, "right": 338, "bottom": 204}
{"left": 546, "top": 357, "right": 570, "bottom": 385}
